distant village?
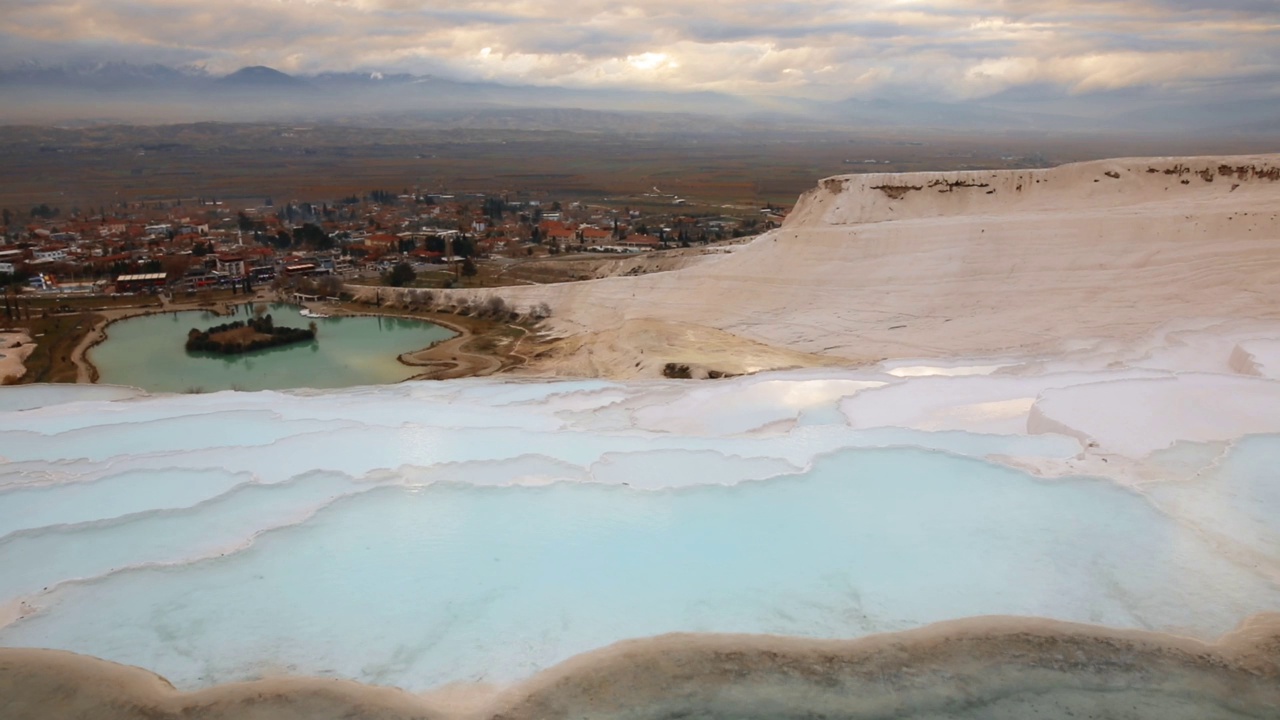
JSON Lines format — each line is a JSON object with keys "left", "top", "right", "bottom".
{"left": 0, "top": 191, "right": 787, "bottom": 295}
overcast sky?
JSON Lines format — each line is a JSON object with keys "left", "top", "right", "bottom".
{"left": 4, "top": 0, "right": 1278, "bottom": 102}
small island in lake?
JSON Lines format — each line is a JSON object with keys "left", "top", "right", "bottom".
{"left": 186, "top": 314, "right": 316, "bottom": 355}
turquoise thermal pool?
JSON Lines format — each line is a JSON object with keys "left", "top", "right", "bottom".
{"left": 1, "top": 371, "right": 1277, "bottom": 695}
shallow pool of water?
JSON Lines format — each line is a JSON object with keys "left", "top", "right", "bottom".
{"left": 1, "top": 379, "right": 1277, "bottom": 694}
{"left": 89, "top": 304, "right": 455, "bottom": 392}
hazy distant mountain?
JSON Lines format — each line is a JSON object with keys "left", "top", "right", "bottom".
{"left": 818, "top": 96, "right": 1096, "bottom": 133}
{"left": 219, "top": 65, "right": 312, "bottom": 89}
{"left": 1115, "top": 95, "right": 1280, "bottom": 135}
{"left": 311, "top": 71, "right": 422, "bottom": 86}
{"left": 0, "top": 60, "right": 1277, "bottom": 138}
{"left": 0, "top": 61, "right": 208, "bottom": 90}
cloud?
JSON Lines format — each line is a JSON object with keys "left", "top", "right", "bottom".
{"left": 2, "top": 0, "right": 1277, "bottom": 102}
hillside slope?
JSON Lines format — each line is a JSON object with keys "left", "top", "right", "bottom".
{"left": 380, "top": 155, "right": 1280, "bottom": 377}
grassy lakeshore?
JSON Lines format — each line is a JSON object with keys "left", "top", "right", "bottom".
{"left": 3, "top": 293, "right": 167, "bottom": 384}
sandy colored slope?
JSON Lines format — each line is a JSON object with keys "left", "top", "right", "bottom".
{"left": 407, "top": 155, "right": 1280, "bottom": 377}
{"left": 3, "top": 614, "right": 1278, "bottom": 720}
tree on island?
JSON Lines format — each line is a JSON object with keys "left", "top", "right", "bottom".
{"left": 386, "top": 261, "right": 416, "bottom": 287}
{"left": 186, "top": 315, "right": 315, "bottom": 355}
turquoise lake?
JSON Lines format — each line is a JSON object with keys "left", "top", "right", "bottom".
{"left": 89, "top": 304, "right": 455, "bottom": 392}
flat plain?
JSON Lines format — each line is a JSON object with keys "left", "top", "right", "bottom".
{"left": 3, "top": 122, "right": 1276, "bottom": 210}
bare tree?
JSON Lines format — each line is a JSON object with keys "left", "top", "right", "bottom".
{"left": 482, "top": 295, "right": 508, "bottom": 319}
{"left": 316, "top": 275, "right": 345, "bottom": 298}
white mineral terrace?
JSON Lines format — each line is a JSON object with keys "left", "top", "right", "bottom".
{"left": 2, "top": 155, "right": 1279, "bottom": 719}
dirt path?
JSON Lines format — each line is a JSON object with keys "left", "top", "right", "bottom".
{"left": 384, "top": 313, "right": 524, "bottom": 381}
{"left": 72, "top": 308, "right": 153, "bottom": 383}
{"left": 299, "top": 303, "right": 531, "bottom": 382}
{"left": 398, "top": 330, "right": 503, "bottom": 380}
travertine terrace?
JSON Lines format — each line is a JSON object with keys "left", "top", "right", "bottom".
{"left": 6, "top": 155, "right": 1280, "bottom": 720}
{"left": 414, "top": 155, "right": 1280, "bottom": 378}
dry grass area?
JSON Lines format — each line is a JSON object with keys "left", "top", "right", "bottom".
{"left": 6, "top": 288, "right": 251, "bottom": 384}
{"left": 7, "top": 294, "right": 164, "bottom": 383}
{"left": 12, "top": 312, "right": 104, "bottom": 383}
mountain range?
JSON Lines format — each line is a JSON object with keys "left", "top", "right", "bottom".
{"left": 3, "top": 61, "right": 1278, "bottom": 137}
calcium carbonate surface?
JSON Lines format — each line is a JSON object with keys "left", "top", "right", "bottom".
{"left": 0, "top": 371, "right": 1276, "bottom": 692}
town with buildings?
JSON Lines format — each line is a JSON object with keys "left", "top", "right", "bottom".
{"left": 0, "top": 191, "right": 786, "bottom": 296}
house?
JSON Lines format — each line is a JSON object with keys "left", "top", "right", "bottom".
{"left": 579, "top": 227, "right": 612, "bottom": 246}
{"left": 115, "top": 272, "right": 168, "bottom": 293}
{"left": 184, "top": 267, "right": 222, "bottom": 289}
{"left": 539, "top": 221, "right": 576, "bottom": 243}
{"left": 215, "top": 254, "right": 246, "bottom": 278}
{"left": 99, "top": 221, "right": 128, "bottom": 237}
{"left": 618, "top": 234, "right": 662, "bottom": 250}
{"left": 34, "top": 247, "right": 68, "bottom": 262}
{"left": 365, "top": 234, "right": 400, "bottom": 252}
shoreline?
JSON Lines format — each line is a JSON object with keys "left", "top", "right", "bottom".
{"left": 62, "top": 297, "right": 530, "bottom": 387}
{"left": 71, "top": 301, "right": 240, "bottom": 385}
{"left": 2, "top": 613, "right": 1276, "bottom": 719}
{"left": 325, "top": 301, "right": 531, "bottom": 381}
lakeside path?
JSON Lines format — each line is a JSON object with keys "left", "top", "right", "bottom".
{"left": 325, "top": 302, "right": 529, "bottom": 381}
{"left": 70, "top": 291, "right": 247, "bottom": 383}
{"left": 72, "top": 306, "right": 174, "bottom": 383}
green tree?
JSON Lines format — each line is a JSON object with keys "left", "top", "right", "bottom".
{"left": 386, "top": 262, "right": 416, "bottom": 287}
{"left": 461, "top": 257, "right": 478, "bottom": 277}
{"left": 482, "top": 196, "right": 505, "bottom": 220}
{"left": 295, "top": 223, "right": 333, "bottom": 250}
